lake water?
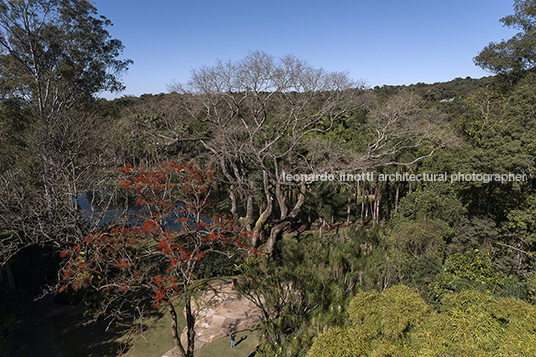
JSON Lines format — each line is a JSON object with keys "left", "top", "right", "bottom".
{"left": 78, "top": 192, "right": 197, "bottom": 233}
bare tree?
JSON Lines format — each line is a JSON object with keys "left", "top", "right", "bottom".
{"left": 167, "top": 51, "right": 370, "bottom": 252}
{"left": 359, "top": 91, "right": 450, "bottom": 167}
{"left": 0, "top": 0, "right": 130, "bottom": 267}
{"left": 0, "top": 109, "right": 120, "bottom": 267}
{"left": 160, "top": 53, "right": 454, "bottom": 253}
{"left": 302, "top": 91, "right": 453, "bottom": 224}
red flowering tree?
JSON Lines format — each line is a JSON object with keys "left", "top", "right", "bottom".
{"left": 59, "top": 161, "right": 247, "bottom": 357}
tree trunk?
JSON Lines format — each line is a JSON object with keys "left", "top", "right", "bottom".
{"left": 252, "top": 170, "right": 273, "bottom": 247}
{"left": 361, "top": 187, "right": 365, "bottom": 224}
{"left": 185, "top": 296, "right": 196, "bottom": 357}
{"left": 394, "top": 182, "right": 400, "bottom": 213}
{"left": 374, "top": 182, "right": 380, "bottom": 223}
{"left": 245, "top": 189, "right": 254, "bottom": 232}
{"left": 266, "top": 182, "right": 306, "bottom": 253}
{"left": 346, "top": 192, "right": 351, "bottom": 225}
{"left": 370, "top": 188, "right": 375, "bottom": 222}
{"left": 288, "top": 185, "right": 293, "bottom": 211}
{"left": 217, "top": 156, "right": 239, "bottom": 222}
{"left": 166, "top": 298, "right": 187, "bottom": 357}
{"left": 275, "top": 180, "right": 288, "bottom": 220}
{"left": 229, "top": 185, "right": 238, "bottom": 221}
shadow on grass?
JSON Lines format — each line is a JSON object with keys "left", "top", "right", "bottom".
{"left": 52, "top": 303, "right": 131, "bottom": 356}
{"left": 196, "top": 325, "right": 260, "bottom": 357}
{"left": 51, "top": 301, "right": 173, "bottom": 357}
{"left": 124, "top": 301, "right": 184, "bottom": 357}
{"left": 51, "top": 277, "right": 259, "bottom": 357}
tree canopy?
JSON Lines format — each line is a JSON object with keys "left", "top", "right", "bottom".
{"left": 475, "top": 0, "right": 536, "bottom": 77}
{"left": 0, "top": 0, "right": 132, "bottom": 119}
{"left": 308, "top": 285, "right": 536, "bottom": 356}
{"left": 0, "top": 0, "right": 132, "bottom": 266}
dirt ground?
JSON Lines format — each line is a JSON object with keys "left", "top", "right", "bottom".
{"left": 163, "top": 283, "right": 263, "bottom": 356}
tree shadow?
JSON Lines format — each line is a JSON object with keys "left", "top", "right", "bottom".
{"left": 51, "top": 296, "right": 167, "bottom": 356}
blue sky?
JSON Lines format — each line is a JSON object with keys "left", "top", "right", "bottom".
{"left": 93, "top": 0, "right": 519, "bottom": 99}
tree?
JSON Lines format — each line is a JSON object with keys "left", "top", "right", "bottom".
{"left": 453, "top": 72, "right": 536, "bottom": 222}
{"left": 356, "top": 90, "right": 449, "bottom": 169}
{"left": 432, "top": 249, "right": 529, "bottom": 302}
{"left": 59, "top": 162, "right": 247, "bottom": 357}
{"left": 0, "top": 109, "right": 119, "bottom": 266}
{"left": 308, "top": 285, "right": 536, "bottom": 356}
{"left": 234, "top": 226, "right": 389, "bottom": 356}
{"left": 0, "top": 0, "right": 131, "bottom": 266}
{"left": 474, "top": 0, "right": 536, "bottom": 78}
{"left": 167, "top": 51, "right": 371, "bottom": 253}
{"left": 165, "top": 53, "right": 448, "bottom": 253}
{"left": 382, "top": 183, "right": 465, "bottom": 290}
{"left": 0, "top": 0, "right": 131, "bottom": 119}
{"left": 456, "top": 86, "right": 504, "bottom": 141}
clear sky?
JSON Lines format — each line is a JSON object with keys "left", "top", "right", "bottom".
{"left": 92, "top": 0, "right": 519, "bottom": 99}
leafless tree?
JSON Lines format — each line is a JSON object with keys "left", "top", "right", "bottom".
{"left": 161, "top": 52, "right": 455, "bottom": 253}
{"left": 0, "top": 1, "right": 130, "bottom": 268}
{"left": 305, "top": 91, "right": 453, "bottom": 172}
{"left": 166, "top": 51, "right": 371, "bottom": 252}
{"left": 301, "top": 90, "right": 454, "bottom": 224}
{"left": 0, "top": 109, "right": 121, "bottom": 267}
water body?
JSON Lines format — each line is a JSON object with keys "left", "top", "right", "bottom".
{"left": 77, "top": 192, "right": 203, "bottom": 233}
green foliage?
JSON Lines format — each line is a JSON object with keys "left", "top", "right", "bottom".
{"left": 348, "top": 285, "right": 432, "bottom": 342}
{"left": 0, "top": 98, "right": 33, "bottom": 172}
{"left": 395, "top": 184, "right": 464, "bottom": 225}
{"left": 432, "top": 249, "right": 529, "bottom": 302}
{"left": 306, "top": 327, "right": 368, "bottom": 357}
{"left": 393, "top": 219, "right": 446, "bottom": 259}
{"left": 505, "top": 193, "right": 536, "bottom": 245}
{"left": 448, "top": 216, "right": 498, "bottom": 254}
{"left": 386, "top": 185, "right": 464, "bottom": 290}
{"left": 388, "top": 219, "right": 445, "bottom": 286}
{"left": 309, "top": 285, "right": 536, "bottom": 356}
{"left": 302, "top": 181, "right": 348, "bottom": 225}
{"left": 235, "top": 226, "right": 389, "bottom": 356}
{"left": 436, "top": 291, "right": 536, "bottom": 356}
{"left": 194, "top": 249, "right": 240, "bottom": 279}
{"left": 456, "top": 87, "right": 504, "bottom": 142}
{"left": 0, "top": 0, "right": 132, "bottom": 118}
{"left": 3, "top": 4, "right": 536, "bottom": 352}
{"left": 474, "top": 0, "right": 536, "bottom": 77}
{"left": 373, "top": 76, "right": 494, "bottom": 104}
{"left": 449, "top": 74, "right": 536, "bottom": 223}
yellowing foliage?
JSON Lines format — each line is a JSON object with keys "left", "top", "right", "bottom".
{"left": 308, "top": 285, "right": 536, "bottom": 357}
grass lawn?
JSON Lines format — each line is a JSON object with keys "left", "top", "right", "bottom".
{"left": 195, "top": 326, "right": 260, "bottom": 357}
{"left": 51, "top": 278, "right": 260, "bottom": 357}
{"left": 52, "top": 303, "right": 131, "bottom": 356}
{"left": 51, "top": 300, "right": 183, "bottom": 357}
{"left": 123, "top": 303, "right": 182, "bottom": 357}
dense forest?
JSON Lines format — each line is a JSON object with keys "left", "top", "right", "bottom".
{"left": 2, "top": 1, "right": 536, "bottom": 356}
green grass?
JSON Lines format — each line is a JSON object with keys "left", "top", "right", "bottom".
{"left": 52, "top": 304, "right": 131, "bottom": 356}
{"left": 51, "top": 279, "right": 260, "bottom": 357}
{"left": 196, "top": 326, "right": 260, "bottom": 357}
{"left": 51, "top": 300, "right": 184, "bottom": 357}
{"left": 124, "top": 302, "right": 183, "bottom": 357}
